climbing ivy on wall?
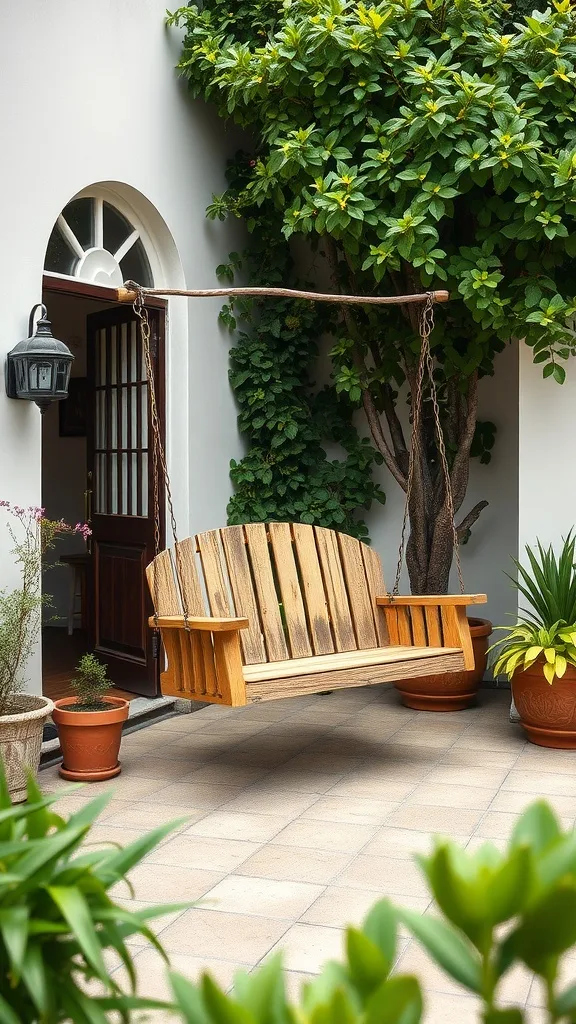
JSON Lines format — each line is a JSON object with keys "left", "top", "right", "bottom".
{"left": 217, "top": 169, "right": 385, "bottom": 541}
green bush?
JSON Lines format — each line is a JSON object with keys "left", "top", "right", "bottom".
{"left": 168, "top": 0, "right": 576, "bottom": 593}
{"left": 0, "top": 766, "right": 184, "bottom": 1022}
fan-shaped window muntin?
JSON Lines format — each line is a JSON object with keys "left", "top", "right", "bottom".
{"left": 45, "top": 197, "right": 153, "bottom": 288}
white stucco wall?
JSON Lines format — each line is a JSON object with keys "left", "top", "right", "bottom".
{"left": 519, "top": 342, "right": 575, "bottom": 563}
{"left": 0, "top": 1, "right": 243, "bottom": 692}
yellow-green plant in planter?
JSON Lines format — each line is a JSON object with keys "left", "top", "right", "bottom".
{"left": 492, "top": 621, "right": 576, "bottom": 685}
{"left": 491, "top": 534, "right": 576, "bottom": 747}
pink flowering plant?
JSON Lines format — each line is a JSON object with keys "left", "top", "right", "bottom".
{"left": 0, "top": 502, "right": 91, "bottom": 714}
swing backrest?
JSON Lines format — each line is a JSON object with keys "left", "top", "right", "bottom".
{"left": 147, "top": 523, "right": 389, "bottom": 665}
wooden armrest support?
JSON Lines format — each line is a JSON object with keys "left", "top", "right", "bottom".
{"left": 376, "top": 594, "right": 487, "bottom": 607}
{"left": 376, "top": 595, "right": 484, "bottom": 670}
{"left": 149, "top": 615, "right": 249, "bottom": 631}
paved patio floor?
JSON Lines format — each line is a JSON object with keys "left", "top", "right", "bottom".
{"left": 41, "top": 685, "right": 576, "bottom": 1022}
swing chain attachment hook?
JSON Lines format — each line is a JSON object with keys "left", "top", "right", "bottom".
{"left": 391, "top": 291, "right": 464, "bottom": 598}
{"left": 132, "top": 288, "right": 191, "bottom": 635}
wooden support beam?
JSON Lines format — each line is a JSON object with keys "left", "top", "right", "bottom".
{"left": 116, "top": 284, "right": 450, "bottom": 307}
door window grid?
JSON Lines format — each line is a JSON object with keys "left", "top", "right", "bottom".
{"left": 94, "top": 323, "right": 149, "bottom": 517}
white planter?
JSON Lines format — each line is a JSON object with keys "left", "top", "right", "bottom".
{"left": 0, "top": 695, "right": 54, "bottom": 802}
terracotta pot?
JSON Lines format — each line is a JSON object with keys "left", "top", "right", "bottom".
{"left": 52, "top": 696, "right": 129, "bottom": 781}
{"left": 0, "top": 694, "right": 54, "bottom": 802}
{"left": 512, "top": 660, "right": 576, "bottom": 748}
{"left": 393, "top": 617, "right": 493, "bottom": 712}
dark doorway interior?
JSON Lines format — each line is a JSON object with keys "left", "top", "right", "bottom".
{"left": 41, "top": 280, "right": 165, "bottom": 701}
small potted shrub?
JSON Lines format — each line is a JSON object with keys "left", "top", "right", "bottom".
{"left": 0, "top": 501, "right": 89, "bottom": 801}
{"left": 52, "top": 652, "right": 129, "bottom": 780}
{"left": 491, "top": 533, "right": 576, "bottom": 748}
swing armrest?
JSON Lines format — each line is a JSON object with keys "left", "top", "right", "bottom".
{"left": 375, "top": 595, "right": 487, "bottom": 670}
{"left": 149, "top": 615, "right": 249, "bottom": 632}
{"left": 376, "top": 595, "right": 487, "bottom": 607}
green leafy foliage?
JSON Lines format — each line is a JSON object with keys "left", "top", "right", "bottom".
{"left": 71, "top": 653, "right": 112, "bottom": 710}
{"left": 165, "top": 0, "right": 576, "bottom": 591}
{"left": 222, "top": 244, "right": 385, "bottom": 540}
{"left": 490, "top": 532, "right": 576, "bottom": 683}
{"left": 0, "top": 763, "right": 186, "bottom": 1022}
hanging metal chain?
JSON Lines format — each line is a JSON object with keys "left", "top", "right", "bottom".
{"left": 133, "top": 290, "right": 190, "bottom": 629}
{"left": 392, "top": 293, "right": 464, "bottom": 596}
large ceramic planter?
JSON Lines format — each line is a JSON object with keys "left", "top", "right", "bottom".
{"left": 512, "top": 661, "right": 576, "bottom": 748}
{"left": 53, "top": 696, "right": 129, "bottom": 781}
{"left": 0, "top": 694, "right": 54, "bottom": 802}
{"left": 393, "top": 617, "right": 492, "bottom": 711}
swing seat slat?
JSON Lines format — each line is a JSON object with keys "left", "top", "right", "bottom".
{"left": 147, "top": 523, "right": 487, "bottom": 708}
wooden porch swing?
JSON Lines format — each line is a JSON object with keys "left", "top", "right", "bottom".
{"left": 115, "top": 282, "right": 486, "bottom": 707}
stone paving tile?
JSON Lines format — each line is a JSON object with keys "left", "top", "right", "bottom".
{"left": 39, "top": 686, "right": 576, "bottom": 1019}
{"left": 200, "top": 875, "right": 323, "bottom": 919}
{"left": 271, "top": 818, "right": 378, "bottom": 853}
{"left": 264, "top": 922, "right": 344, "bottom": 973}
{"left": 160, "top": 907, "right": 291, "bottom": 961}
{"left": 235, "top": 843, "right": 354, "bottom": 884}
{"left": 300, "top": 794, "right": 400, "bottom": 825}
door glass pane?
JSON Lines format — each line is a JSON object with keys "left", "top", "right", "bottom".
{"left": 141, "top": 384, "right": 148, "bottom": 448}
{"left": 141, "top": 453, "right": 148, "bottom": 517}
{"left": 98, "top": 329, "right": 106, "bottom": 386}
{"left": 110, "top": 454, "right": 118, "bottom": 514}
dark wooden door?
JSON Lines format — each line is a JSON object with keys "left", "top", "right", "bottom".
{"left": 86, "top": 305, "right": 165, "bottom": 696}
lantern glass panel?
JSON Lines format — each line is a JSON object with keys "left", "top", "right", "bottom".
{"left": 15, "top": 360, "right": 27, "bottom": 392}
{"left": 29, "top": 362, "right": 54, "bottom": 392}
{"left": 55, "top": 361, "right": 70, "bottom": 393}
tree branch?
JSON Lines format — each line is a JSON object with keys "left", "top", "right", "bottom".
{"left": 456, "top": 500, "right": 489, "bottom": 540}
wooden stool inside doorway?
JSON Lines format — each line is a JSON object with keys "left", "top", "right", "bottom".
{"left": 60, "top": 553, "right": 88, "bottom": 635}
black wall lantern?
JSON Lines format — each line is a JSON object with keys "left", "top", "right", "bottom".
{"left": 5, "top": 304, "right": 74, "bottom": 413}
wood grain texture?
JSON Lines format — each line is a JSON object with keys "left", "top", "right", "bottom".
{"left": 173, "top": 538, "right": 205, "bottom": 616}
{"left": 409, "top": 605, "right": 427, "bottom": 647}
{"left": 376, "top": 594, "right": 487, "bottom": 606}
{"left": 150, "top": 616, "right": 249, "bottom": 631}
{"left": 361, "top": 544, "right": 388, "bottom": 645}
{"left": 315, "top": 527, "right": 356, "bottom": 652}
{"left": 440, "top": 605, "right": 462, "bottom": 648}
{"left": 146, "top": 550, "right": 180, "bottom": 616}
{"left": 383, "top": 606, "right": 400, "bottom": 645}
{"left": 396, "top": 606, "right": 413, "bottom": 646}
{"left": 220, "top": 526, "right": 266, "bottom": 664}
{"left": 213, "top": 632, "right": 247, "bottom": 705}
{"left": 201, "top": 632, "right": 219, "bottom": 696}
{"left": 246, "top": 651, "right": 466, "bottom": 702}
{"left": 455, "top": 605, "right": 475, "bottom": 670}
{"left": 197, "top": 531, "right": 232, "bottom": 618}
{"left": 268, "top": 523, "right": 312, "bottom": 659}
{"left": 244, "top": 523, "right": 288, "bottom": 662}
{"left": 425, "top": 605, "right": 442, "bottom": 647}
{"left": 292, "top": 523, "right": 334, "bottom": 655}
{"left": 337, "top": 532, "right": 377, "bottom": 649}
{"left": 242, "top": 644, "right": 460, "bottom": 682}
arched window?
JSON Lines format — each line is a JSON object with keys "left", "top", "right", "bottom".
{"left": 44, "top": 196, "right": 153, "bottom": 287}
